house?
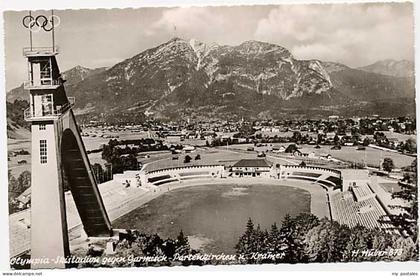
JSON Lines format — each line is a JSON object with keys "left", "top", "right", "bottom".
{"left": 292, "top": 149, "right": 315, "bottom": 158}
{"left": 388, "top": 138, "right": 400, "bottom": 148}
{"left": 231, "top": 159, "right": 271, "bottom": 177}
{"left": 326, "top": 132, "right": 336, "bottom": 141}
{"left": 183, "top": 145, "right": 195, "bottom": 153}
{"left": 272, "top": 146, "right": 286, "bottom": 153}
{"left": 301, "top": 150, "right": 316, "bottom": 158}
{"left": 321, "top": 154, "right": 332, "bottom": 160}
{"left": 328, "top": 115, "right": 339, "bottom": 122}
{"left": 16, "top": 187, "right": 31, "bottom": 209}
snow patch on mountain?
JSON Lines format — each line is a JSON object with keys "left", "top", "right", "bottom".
{"left": 308, "top": 60, "right": 332, "bottom": 86}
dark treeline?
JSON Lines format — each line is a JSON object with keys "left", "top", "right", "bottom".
{"left": 8, "top": 170, "right": 31, "bottom": 214}
{"left": 7, "top": 100, "right": 29, "bottom": 131}
{"left": 102, "top": 138, "right": 167, "bottom": 159}
{"left": 78, "top": 230, "right": 207, "bottom": 268}
{"left": 91, "top": 163, "right": 113, "bottom": 184}
{"left": 390, "top": 159, "right": 418, "bottom": 241}
{"left": 101, "top": 138, "right": 168, "bottom": 174}
{"left": 235, "top": 214, "right": 418, "bottom": 264}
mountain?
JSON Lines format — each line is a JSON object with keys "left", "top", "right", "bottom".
{"left": 6, "top": 65, "right": 106, "bottom": 103}
{"left": 62, "top": 65, "right": 107, "bottom": 86}
{"left": 6, "top": 100, "right": 30, "bottom": 139}
{"left": 7, "top": 38, "right": 416, "bottom": 121}
{"left": 67, "top": 38, "right": 347, "bottom": 120}
{"left": 358, "top": 59, "right": 414, "bottom": 78}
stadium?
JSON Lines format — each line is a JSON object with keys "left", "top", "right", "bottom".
{"left": 10, "top": 148, "right": 398, "bottom": 258}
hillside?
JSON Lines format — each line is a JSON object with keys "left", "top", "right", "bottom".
{"left": 358, "top": 59, "right": 414, "bottom": 78}
{"left": 6, "top": 65, "right": 106, "bottom": 103}
{"left": 6, "top": 100, "right": 29, "bottom": 139}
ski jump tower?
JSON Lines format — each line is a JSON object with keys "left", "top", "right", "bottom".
{"left": 23, "top": 12, "right": 112, "bottom": 269}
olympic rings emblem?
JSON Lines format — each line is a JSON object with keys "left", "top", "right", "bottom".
{"left": 22, "top": 14, "right": 60, "bottom": 32}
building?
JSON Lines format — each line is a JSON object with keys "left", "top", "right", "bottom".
{"left": 23, "top": 44, "right": 112, "bottom": 268}
{"left": 292, "top": 149, "right": 315, "bottom": 158}
{"left": 340, "top": 169, "right": 370, "bottom": 191}
{"left": 231, "top": 159, "right": 272, "bottom": 177}
{"left": 272, "top": 146, "right": 286, "bottom": 153}
{"left": 328, "top": 115, "right": 339, "bottom": 122}
{"left": 16, "top": 187, "right": 31, "bottom": 209}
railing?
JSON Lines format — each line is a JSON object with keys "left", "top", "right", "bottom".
{"left": 146, "top": 165, "right": 223, "bottom": 175}
{"left": 283, "top": 164, "right": 342, "bottom": 177}
{"left": 23, "top": 46, "right": 59, "bottom": 56}
{"left": 23, "top": 97, "right": 76, "bottom": 121}
{"left": 24, "top": 79, "right": 62, "bottom": 89}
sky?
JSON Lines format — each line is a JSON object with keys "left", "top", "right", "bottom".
{"left": 3, "top": 2, "right": 414, "bottom": 91}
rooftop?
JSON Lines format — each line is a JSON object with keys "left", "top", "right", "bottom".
{"left": 232, "top": 159, "right": 271, "bottom": 168}
{"left": 340, "top": 169, "right": 370, "bottom": 180}
{"left": 16, "top": 187, "right": 31, "bottom": 204}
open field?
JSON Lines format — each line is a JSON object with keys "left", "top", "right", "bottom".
{"left": 227, "top": 143, "right": 415, "bottom": 168}
{"left": 82, "top": 128, "right": 207, "bottom": 151}
{"left": 297, "top": 144, "right": 415, "bottom": 168}
{"left": 372, "top": 131, "right": 416, "bottom": 141}
{"left": 112, "top": 184, "right": 311, "bottom": 254}
{"left": 7, "top": 126, "right": 415, "bottom": 179}
{"left": 7, "top": 138, "right": 31, "bottom": 178}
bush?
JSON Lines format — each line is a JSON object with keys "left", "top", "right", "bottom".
{"left": 184, "top": 155, "right": 192, "bottom": 163}
{"left": 382, "top": 157, "right": 394, "bottom": 172}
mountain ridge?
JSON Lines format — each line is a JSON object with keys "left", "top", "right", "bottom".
{"left": 358, "top": 59, "right": 414, "bottom": 78}
{"left": 7, "top": 38, "right": 416, "bottom": 120}
{"left": 6, "top": 65, "right": 107, "bottom": 103}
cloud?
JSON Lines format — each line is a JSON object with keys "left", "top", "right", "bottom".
{"left": 254, "top": 3, "right": 414, "bottom": 66}
{"left": 146, "top": 7, "right": 226, "bottom": 40}
{"left": 4, "top": 4, "right": 415, "bottom": 90}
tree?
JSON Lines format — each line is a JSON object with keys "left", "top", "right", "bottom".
{"left": 382, "top": 157, "right": 394, "bottom": 173}
{"left": 9, "top": 170, "right": 31, "bottom": 200}
{"left": 362, "top": 137, "right": 371, "bottom": 146}
{"left": 285, "top": 144, "right": 298, "bottom": 153}
{"left": 184, "top": 155, "right": 192, "bottom": 163}
{"left": 342, "top": 225, "right": 375, "bottom": 262}
{"left": 334, "top": 134, "right": 340, "bottom": 145}
{"left": 236, "top": 218, "right": 257, "bottom": 263}
{"left": 391, "top": 235, "right": 418, "bottom": 261}
{"left": 175, "top": 230, "right": 190, "bottom": 256}
{"left": 144, "top": 234, "right": 164, "bottom": 257}
{"left": 268, "top": 223, "right": 283, "bottom": 262}
{"left": 237, "top": 124, "right": 256, "bottom": 138}
{"left": 92, "top": 163, "right": 105, "bottom": 183}
{"left": 304, "top": 219, "right": 350, "bottom": 263}
{"left": 403, "top": 138, "right": 417, "bottom": 154}
{"left": 195, "top": 154, "right": 201, "bottom": 160}
{"left": 392, "top": 159, "right": 418, "bottom": 241}
{"left": 235, "top": 212, "right": 419, "bottom": 265}
{"left": 8, "top": 171, "right": 21, "bottom": 214}
{"left": 292, "top": 131, "right": 302, "bottom": 143}
{"left": 316, "top": 134, "right": 323, "bottom": 145}
{"left": 278, "top": 213, "right": 319, "bottom": 263}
